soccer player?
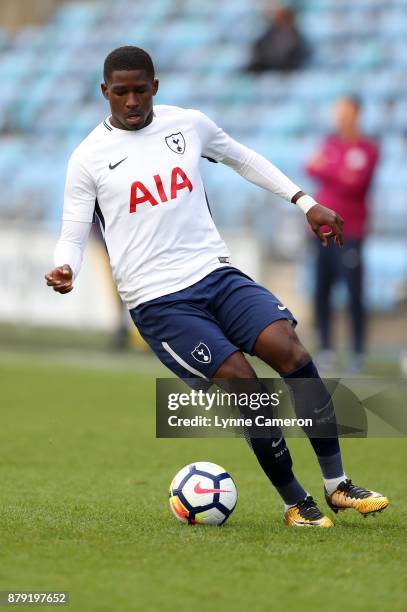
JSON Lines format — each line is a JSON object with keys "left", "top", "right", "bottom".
{"left": 45, "top": 47, "right": 388, "bottom": 527}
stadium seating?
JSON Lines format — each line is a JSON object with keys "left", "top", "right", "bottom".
{"left": 0, "top": 0, "right": 406, "bottom": 309}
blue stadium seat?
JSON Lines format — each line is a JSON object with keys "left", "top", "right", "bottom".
{"left": 364, "top": 239, "right": 407, "bottom": 310}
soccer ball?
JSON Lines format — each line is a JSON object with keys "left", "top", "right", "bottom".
{"left": 169, "top": 461, "right": 237, "bottom": 525}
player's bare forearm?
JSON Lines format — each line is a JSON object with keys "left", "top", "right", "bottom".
{"left": 44, "top": 264, "right": 74, "bottom": 294}
{"left": 306, "top": 203, "right": 344, "bottom": 247}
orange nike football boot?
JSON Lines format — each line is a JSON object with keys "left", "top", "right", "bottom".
{"left": 325, "top": 479, "right": 389, "bottom": 517}
{"left": 284, "top": 495, "right": 334, "bottom": 527}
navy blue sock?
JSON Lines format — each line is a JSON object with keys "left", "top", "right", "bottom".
{"left": 247, "top": 435, "right": 307, "bottom": 504}
{"left": 283, "top": 360, "right": 344, "bottom": 479}
{"left": 225, "top": 378, "right": 308, "bottom": 505}
{"left": 240, "top": 383, "right": 307, "bottom": 504}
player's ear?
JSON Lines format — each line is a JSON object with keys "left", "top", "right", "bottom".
{"left": 152, "top": 79, "right": 159, "bottom": 96}
{"left": 101, "top": 82, "right": 109, "bottom": 99}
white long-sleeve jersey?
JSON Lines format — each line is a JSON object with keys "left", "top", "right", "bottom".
{"left": 55, "top": 105, "right": 313, "bottom": 308}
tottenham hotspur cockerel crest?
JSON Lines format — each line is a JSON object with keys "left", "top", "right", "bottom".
{"left": 165, "top": 132, "right": 186, "bottom": 154}
{"left": 191, "top": 342, "right": 211, "bottom": 364}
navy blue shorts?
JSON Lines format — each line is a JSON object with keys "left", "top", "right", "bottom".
{"left": 130, "top": 267, "right": 296, "bottom": 381}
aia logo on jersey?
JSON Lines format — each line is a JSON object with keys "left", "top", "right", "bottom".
{"left": 191, "top": 342, "right": 211, "bottom": 364}
{"left": 130, "top": 166, "right": 193, "bottom": 213}
{"left": 165, "top": 132, "right": 185, "bottom": 155}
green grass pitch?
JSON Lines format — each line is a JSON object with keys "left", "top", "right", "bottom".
{"left": 1, "top": 355, "right": 406, "bottom": 612}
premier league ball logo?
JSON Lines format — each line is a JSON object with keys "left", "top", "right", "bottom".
{"left": 165, "top": 132, "right": 186, "bottom": 154}
{"left": 191, "top": 342, "right": 211, "bottom": 364}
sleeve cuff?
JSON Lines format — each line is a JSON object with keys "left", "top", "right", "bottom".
{"left": 295, "top": 194, "right": 318, "bottom": 214}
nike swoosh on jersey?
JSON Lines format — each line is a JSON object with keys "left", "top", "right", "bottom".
{"left": 193, "top": 482, "right": 231, "bottom": 495}
{"left": 109, "top": 157, "right": 128, "bottom": 170}
{"left": 277, "top": 305, "right": 287, "bottom": 311}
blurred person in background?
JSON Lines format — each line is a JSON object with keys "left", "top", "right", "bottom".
{"left": 247, "top": 4, "right": 309, "bottom": 73}
{"left": 306, "top": 96, "right": 379, "bottom": 372}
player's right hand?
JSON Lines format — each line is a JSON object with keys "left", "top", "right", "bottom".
{"left": 44, "top": 264, "right": 74, "bottom": 294}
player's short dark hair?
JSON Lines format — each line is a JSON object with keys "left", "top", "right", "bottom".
{"left": 103, "top": 46, "right": 155, "bottom": 82}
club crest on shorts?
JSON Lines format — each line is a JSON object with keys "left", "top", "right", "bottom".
{"left": 165, "top": 132, "right": 186, "bottom": 154}
{"left": 191, "top": 342, "right": 211, "bottom": 364}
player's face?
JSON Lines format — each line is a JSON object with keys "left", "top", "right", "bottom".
{"left": 101, "top": 69, "right": 159, "bottom": 131}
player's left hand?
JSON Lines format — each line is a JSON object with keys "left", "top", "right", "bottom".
{"left": 306, "top": 204, "right": 344, "bottom": 247}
